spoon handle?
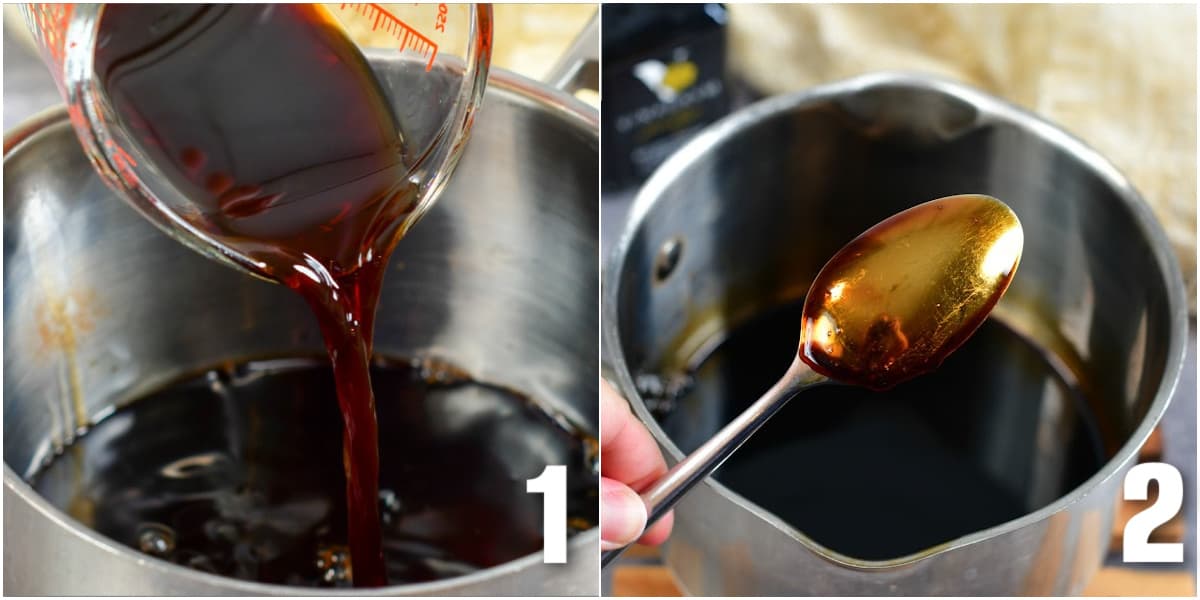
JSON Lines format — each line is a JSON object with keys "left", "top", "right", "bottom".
{"left": 601, "top": 357, "right": 827, "bottom": 568}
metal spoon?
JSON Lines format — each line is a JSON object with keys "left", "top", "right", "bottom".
{"left": 601, "top": 193, "right": 1023, "bottom": 567}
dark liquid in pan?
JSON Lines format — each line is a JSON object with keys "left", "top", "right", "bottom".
{"left": 31, "top": 358, "right": 598, "bottom": 587}
{"left": 645, "top": 302, "right": 1107, "bottom": 560}
{"left": 94, "top": 5, "right": 427, "bottom": 584}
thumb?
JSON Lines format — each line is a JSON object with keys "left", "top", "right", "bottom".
{"left": 600, "top": 477, "right": 647, "bottom": 550}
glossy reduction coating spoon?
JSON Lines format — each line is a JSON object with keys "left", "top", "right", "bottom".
{"left": 601, "top": 194, "right": 1023, "bottom": 567}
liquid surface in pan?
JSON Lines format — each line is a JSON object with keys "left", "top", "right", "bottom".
{"left": 31, "top": 357, "right": 598, "bottom": 587}
{"left": 643, "top": 301, "right": 1106, "bottom": 560}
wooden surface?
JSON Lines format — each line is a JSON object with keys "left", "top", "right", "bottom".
{"left": 1082, "top": 568, "right": 1195, "bottom": 597}
{"left": 611, "top": 552, "right": 1196, "bottom": 597}
{"left": 611, "top": 426, "right": 1194, "bottom": 597}
{"left": 613, "top": 565, "right": 685, "bottom": 598}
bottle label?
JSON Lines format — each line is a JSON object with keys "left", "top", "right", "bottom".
{"left": 602, "top": 28, "right": 730, "bottom": 188}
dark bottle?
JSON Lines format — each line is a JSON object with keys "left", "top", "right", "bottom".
{"left": 602, "top": 4, "right": 731, "bottom": 190}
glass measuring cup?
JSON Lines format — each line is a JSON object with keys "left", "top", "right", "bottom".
{"left": 22, "top": 3, "right": 492, "bottom": 281}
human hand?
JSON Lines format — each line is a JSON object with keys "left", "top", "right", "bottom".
{"left": 600, "top": 378, "right": 674, "bottom": 551}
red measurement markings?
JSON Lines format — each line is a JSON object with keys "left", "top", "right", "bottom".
{"left": 339, "top": 3, "right": 438, "bottom": 71}
{"left": 104, "top": 139, "right": 139, "bottom": 188}
{"left": 66, "top": 102, "right": 136, "bottom": 189}
{"left": 27, "top": 3, "right": 73, "bottom": 68}
{"left": 65, "top": 102, "right": 88, "bottom": 137}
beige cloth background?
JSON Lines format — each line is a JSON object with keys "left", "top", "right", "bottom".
{"left": 726, "top": 4, "right": 1197, "bottom": 308}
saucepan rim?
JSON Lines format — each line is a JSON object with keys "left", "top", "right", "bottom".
{"left": 3, "top": 63, "right": 599, "bottom": 595}
{"left": 602, "top": 70, "right": 1188, "bottom": 571}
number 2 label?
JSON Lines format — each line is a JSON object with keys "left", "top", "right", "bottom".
{"left": 527, "top": 465, "right": 567, "bottom": 563}
{"left": 1123, "top": 462, "right": 1184, "bottom": 563}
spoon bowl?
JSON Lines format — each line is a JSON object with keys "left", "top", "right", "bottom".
{"left": 801, "top": 194, "right": 1023, "bottom": 390}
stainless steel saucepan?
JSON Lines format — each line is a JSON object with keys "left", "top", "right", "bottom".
{"left": 5, "top": 54, "right": 599, "bottom": 595}
{"left": 603, "top": 72, "right": 1187, "bottom": 596}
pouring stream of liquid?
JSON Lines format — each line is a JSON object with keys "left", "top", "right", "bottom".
{"left": 94, "top": 5, "right": 426, "bottom": 585}
{"left": 601, "top": 193, "right": 1024, "bottom": 567}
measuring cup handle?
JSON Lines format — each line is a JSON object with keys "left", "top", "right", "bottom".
{"left": 544, "top": 10, "right": 598, "bottom": 94}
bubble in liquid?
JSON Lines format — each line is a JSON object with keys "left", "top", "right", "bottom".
{"left": 634, "top": 372, "right": 695, "bottom": 418}
{"left": 137, "top": 522, "right": 176, "bottom": 557}
{"left": 315, "top": 544, "right": 352, "bottom": 585}
{"left": 160, "top": 451, "right": 228, "bottom": 479}
{"left": 379, "top": 488, "right": 403, "bottom": 526}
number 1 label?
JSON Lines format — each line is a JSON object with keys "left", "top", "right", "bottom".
{"left": 527, "top": 465, "right": 567, "bottom": 563}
